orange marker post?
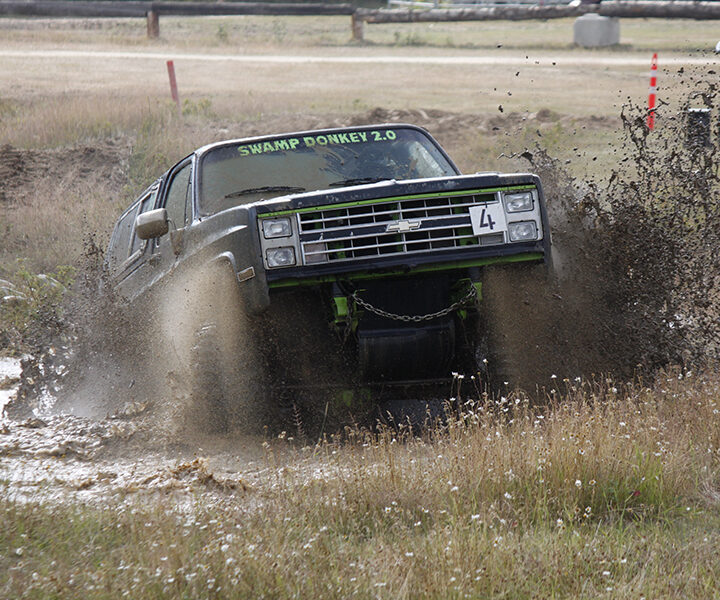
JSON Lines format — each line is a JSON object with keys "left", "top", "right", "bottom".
{"left": 647, "top": 53, "right": 658, "bottom": 130}
{"left": 166, "top": 60, "right": 180, "bottom": 114}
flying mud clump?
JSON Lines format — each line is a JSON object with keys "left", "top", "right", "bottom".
{"left": 3, "top": 235, "right": 165, "bottom": 422}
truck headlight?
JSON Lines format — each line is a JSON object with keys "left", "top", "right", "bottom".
{"left": 262, "top": 217, "right": 293, "bottom": 239}
{"left": 503, "top": 191, "right": 534, "bottom": 213}
{"left": 266, "top": 246, "right": 296, "bottom": 268}
{"left": 508, "top": 221, "right": 538, "bottom": 242}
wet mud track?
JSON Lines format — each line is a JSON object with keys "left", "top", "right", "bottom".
{"left": 0, "top": 360, "right": 336, "bottom": 509}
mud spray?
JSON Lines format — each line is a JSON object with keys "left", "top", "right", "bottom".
{"left": 492, "top": 78, "right": 720, "bottom": 393}
{"left": 6, "top": 83, "right": 720, "bottom": 436}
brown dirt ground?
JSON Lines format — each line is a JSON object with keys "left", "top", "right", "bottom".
{"left": 0, "top": 141, "right": 130, "bottom": 207}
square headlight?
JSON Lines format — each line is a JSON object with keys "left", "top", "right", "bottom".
{"left": 508, "top": 221, "right": 538, "bottom": 242}
{"left": 503, "top": 191, "right": 534, "bottom": 213}
{"left": 262, "top": 217, "right": 292, "bottom": 239}
{"left": 266, "top": 246, "right": 296, "bottom": 268}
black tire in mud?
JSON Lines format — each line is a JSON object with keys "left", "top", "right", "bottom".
{"left": 189, "top": 324, "right": 229, "bottom": 433}
{"left": 481, "top": 263, "right": 556, "bottom": 395}
{"left": 256, "top": 288, "right": 364, "bottom": 436}
{"left": 171, "top": 264, "right": 267, "bottom": 434}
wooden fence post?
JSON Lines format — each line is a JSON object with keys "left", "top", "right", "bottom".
{"left": 351, "top": 12, "right": 364, "bottom": 41}
{"left": 147, "top": 10, "right": 159, "bottom": 39}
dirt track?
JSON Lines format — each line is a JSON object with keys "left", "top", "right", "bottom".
{"left": 2, "top": 47, "right": 715, "bottom": 66}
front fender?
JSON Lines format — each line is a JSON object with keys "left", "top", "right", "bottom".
{"left": 178, "top": 207, "right": 270, "bottom": 314}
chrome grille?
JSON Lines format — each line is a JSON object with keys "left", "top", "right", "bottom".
{"left": 298, "top": 192, "right": 503, "bottom": 264}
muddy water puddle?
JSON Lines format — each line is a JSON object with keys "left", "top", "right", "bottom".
{"left": 1, "top": 359, "right": 334, "bottom": 509}
{"left": 0, "top": 428, "right": 259, "bottom": 508}
{"left": 0, "top": 414, "right": 325, "bottom": 509}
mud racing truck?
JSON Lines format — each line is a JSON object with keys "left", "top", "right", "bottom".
{"left": 106, "top": 124, "right": 550, "bottom": 425}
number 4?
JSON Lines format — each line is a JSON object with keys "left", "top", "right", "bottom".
{"left": 480, "top": 208, "right": 495, "bottom": 230}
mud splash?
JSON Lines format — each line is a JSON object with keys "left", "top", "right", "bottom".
{"left": 4, "top": 236, "right": 137, "bottom": 420}
{"left": 4, "top": 95, "right": 720, "bottom": 509}
{"left": 1, "top": 358, "right": 292, "bottom": 508}
{"left": 502, "top": 80, "right": 720, "bottom": 387}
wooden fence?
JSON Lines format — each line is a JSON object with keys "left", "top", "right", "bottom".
{"left": 1, "top": 0, "right": 720, "bottom": 40}
{"left": 0, "top": 1, "right": 354, "bottom": 37}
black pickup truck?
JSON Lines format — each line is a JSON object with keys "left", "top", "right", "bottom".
{"left": 106, "top": 124, "right": 550, "bottom": 426}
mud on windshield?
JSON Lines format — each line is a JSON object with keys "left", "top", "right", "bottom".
{"left": 198, "top": 127, "right": 458, "bottom": 215}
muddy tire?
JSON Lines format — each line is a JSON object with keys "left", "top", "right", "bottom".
{"left": 203, "top": 269, "right": 267, "bottom": 434}
{"left": 162, "top": 263, "right": 266, "bottom": 434}
{"left": 257, "top": 288, "right": 358, "bottom": 434}
{"left": 189, "top": 323, "right": 229, "bottom": 433}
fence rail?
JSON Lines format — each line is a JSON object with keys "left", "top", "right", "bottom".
{"left": 2, "top": 0, "right": 720, "bottom": 40}
{"left": 0, "top": 1, "right": 354, "bottom": 17}
{"left": 388, "top": 0, "right": 574, "bottom": 7}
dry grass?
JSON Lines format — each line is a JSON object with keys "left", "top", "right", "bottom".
{"left": 2, "top": 371, "right": 720, "bottom": 598}
{"left": 0, "top": 99, "right": 226, "bottom": 275}
{"left": 1, "top": 178, "right": 118, "bottom": 274}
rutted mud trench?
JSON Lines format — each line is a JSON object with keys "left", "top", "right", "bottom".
{"left": 4, "top": 89, "right": 720, "bottom": 506}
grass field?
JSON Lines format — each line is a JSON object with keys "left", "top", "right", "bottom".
{"left": 2, "top": 15, "right": 720, "bottom": 599}
{"left": 4, "top": 373, "right": 720, "bottom": 598}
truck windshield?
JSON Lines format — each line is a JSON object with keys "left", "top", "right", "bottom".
{"left": 198, "top": 127, "right": 457, "bottom": 215}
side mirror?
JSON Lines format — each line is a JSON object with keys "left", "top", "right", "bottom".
{"left": 135, "top": 208, "right": 169, "bottom": 240}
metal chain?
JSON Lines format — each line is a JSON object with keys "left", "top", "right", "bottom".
{"left": 351, "top": 283, "right": 478, "bottom": 323}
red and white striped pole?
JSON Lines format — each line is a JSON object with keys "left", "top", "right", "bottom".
{"left": 647, "top": 53, "right": 658, "bottom": 130}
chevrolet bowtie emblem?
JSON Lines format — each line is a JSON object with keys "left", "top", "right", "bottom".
{"left": 386, "top": 220, "right": 421, "bottom": 233}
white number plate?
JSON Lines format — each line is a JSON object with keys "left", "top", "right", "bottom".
{"left": 469, "top": 203, "right": 507, "bottom": 237}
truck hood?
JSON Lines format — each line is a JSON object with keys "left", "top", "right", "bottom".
{"left": 252, "top": 172, "right": 541, "bottom": 215}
